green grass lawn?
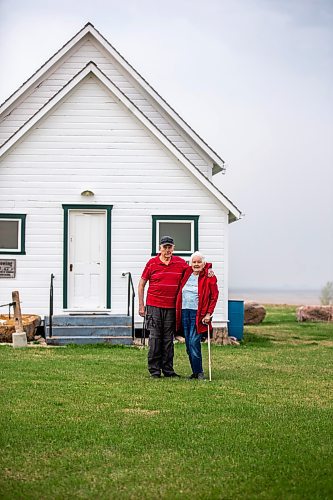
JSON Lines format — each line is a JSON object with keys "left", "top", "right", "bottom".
{"left": 0, "top": 306, "right": 332, "bottom": 499}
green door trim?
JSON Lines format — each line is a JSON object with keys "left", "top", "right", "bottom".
{"left": 62, "top": 205, "right": 113, "bottom": 309}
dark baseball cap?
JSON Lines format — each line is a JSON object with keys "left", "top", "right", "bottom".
{"left": 160, "top": 236, "right": 174, "bottom": 245}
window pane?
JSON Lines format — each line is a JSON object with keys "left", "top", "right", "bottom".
{"left": 0, "top": 220, "right": 19, "bottom": 250}
{"left": 159, "top": 222, "right": 191, "bottom": 252}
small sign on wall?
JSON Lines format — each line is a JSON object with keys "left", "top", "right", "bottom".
{"left": 0, "top": 260, "right": 16, "bottom": 278}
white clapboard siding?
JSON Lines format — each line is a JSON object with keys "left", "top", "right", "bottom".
{"left": 0, "top": 37, "right": 214, "bottom": 179}
{"left": 0, "top": 76, "right": 228, "bottom": 323}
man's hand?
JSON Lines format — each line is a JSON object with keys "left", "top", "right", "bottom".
{"left": 138, "top": 278, "right": 147, "bottom": 317}
{"left": 139, "top": 305, "right": 145, "bottom": 317}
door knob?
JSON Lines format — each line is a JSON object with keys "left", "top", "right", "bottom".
{"left": 69, "top": 264, "right": 73, "bottom": 272}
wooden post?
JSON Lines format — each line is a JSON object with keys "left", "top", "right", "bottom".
{"left": 12, "top": 291, "right": 23, "bottom": 332}
{"left": 12, "top": 291, "right": 27, "bottom": 348}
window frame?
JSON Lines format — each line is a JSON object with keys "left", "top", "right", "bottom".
{"left": 0, "top": 214, "right": 26, "bottom": 255}
{"left": 151, "top": 215, "right": 199, "bottom": 257}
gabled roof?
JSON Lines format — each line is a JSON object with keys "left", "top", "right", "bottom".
{"left": 0, "top": 23, "right": 225, "bottom": 175}
{"left": 0, "top": 61, "right": 241, "bottom": 222}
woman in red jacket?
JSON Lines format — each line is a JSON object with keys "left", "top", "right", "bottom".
{"left": 176, "top": 251, "right": 219, "bottom": 379}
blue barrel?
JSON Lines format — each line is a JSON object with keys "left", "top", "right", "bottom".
{"left": 228, "top": 300, "right": 244, "bottom": 340}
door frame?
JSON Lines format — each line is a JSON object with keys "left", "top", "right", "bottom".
{"left": 62, "top": 204, "right": 113, "bottom": 310}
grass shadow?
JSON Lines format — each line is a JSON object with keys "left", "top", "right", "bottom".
{"left": 242, "top": 331, "right": 274, "bottom": 347}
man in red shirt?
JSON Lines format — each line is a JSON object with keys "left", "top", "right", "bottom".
{"left": 138, "top": 236, "right": 188, "bottom": 378}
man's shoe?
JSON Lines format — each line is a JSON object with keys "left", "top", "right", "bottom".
{"left": 150, "top": 374, "right": 161, "bottom": 379}
{"left": 188, "top": 373, "right": 198, "bottom": 379}
{"left": 197, "top": 372, "right": 206, "bottom": 380}
{"left": 164, "top": 372, "right": 181, "bottom": 378}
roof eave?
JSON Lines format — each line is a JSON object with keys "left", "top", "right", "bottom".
{"left": 213, "top": 163, "right": 223, "bottom": 175}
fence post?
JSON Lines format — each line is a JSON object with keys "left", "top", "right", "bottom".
{"left": 12, "top": 291, "right": 27, "bottom": 348}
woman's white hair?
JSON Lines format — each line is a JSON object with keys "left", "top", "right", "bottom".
{"left": 189, "top": 251, "right": 206, "bottom": 265}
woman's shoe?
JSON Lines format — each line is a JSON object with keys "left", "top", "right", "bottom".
{"left": 197, "top": 372, "right": 206, "bottom": 380}
{"left": 188, "top": 373, "right": 198, "bottom": 379}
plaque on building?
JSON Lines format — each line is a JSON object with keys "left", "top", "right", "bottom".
{"left": 0, "top": 260, "right": 16, "bottom": 278}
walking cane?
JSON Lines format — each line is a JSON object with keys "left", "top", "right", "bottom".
{"left": 207, "top": 321, "right": 212, "bottom": 382}
{"left": 142, "top": 312, "right": 146, "bottom": 347}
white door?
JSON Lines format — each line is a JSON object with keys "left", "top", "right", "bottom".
{"left": 68, "top": 210, "right": 107, "bottom": 310}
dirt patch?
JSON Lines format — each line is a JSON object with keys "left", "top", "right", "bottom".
{"left": 319, "top": 340, "right": 333, "bottom": 347}
{"left": 122, "top": 408, "right": 160, "bottom": 416}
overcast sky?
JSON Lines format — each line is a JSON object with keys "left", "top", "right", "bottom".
{"left": 1, "top": 0, "right": 332, "bottom": 291}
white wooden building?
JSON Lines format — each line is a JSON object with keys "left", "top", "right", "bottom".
{"left": 0, "top": 23, "right": 241, "bottom": 338}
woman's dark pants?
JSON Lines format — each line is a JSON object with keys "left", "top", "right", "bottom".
{"left": 146, "top": 305, "right": 176, "bottom": 376}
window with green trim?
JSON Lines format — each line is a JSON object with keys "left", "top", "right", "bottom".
{"left": 0, "top": 214, "right": 26, "bottom": 254}
{"left": 152, "top": 215, "right": 199, "bottom": 256}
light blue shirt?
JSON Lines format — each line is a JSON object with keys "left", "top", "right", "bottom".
{"left": 182, "top": 273, "right": 199, "bottom": 310}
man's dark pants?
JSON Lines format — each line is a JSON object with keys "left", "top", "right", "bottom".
{"left": 146, "top": 305, "right": 176, "bottom": 376}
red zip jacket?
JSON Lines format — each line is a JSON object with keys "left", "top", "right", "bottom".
{"left": 176, "top": 264, "right": 219, "bottom": 334}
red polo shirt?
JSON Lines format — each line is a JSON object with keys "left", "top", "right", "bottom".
{"left": 141, "top": 255, "right": 188, "bottom": 308}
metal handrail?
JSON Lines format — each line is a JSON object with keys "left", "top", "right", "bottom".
{"left": 49, "top": 274, "right": 55, "bottom": 338}
{"left": 122, "top": 272, "right": 135, "bottom": 340}
{"left": 0, "top": 302, "right": 15, "bottom": 319}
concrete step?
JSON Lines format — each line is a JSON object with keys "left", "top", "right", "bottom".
{"left": 44, "top": 314, "right": 131, "bottom": 327}
{"left": 46, "top": 336, "right": 133, "bottom": 346}
{"left": 45, "top": 325, "right": 132, "bottom": 337}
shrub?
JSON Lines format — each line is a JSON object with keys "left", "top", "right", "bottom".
{"left": 320, "top": 281, "right": 333, "bottom": 305}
